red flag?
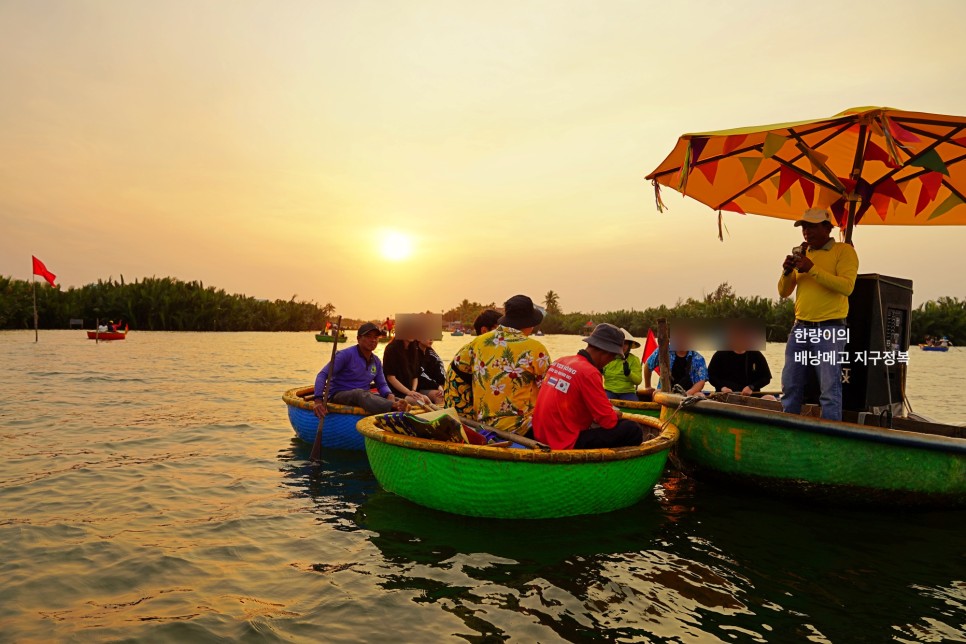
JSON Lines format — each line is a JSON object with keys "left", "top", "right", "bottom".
{"left": 643, "top": 328, "right": 658, "bottom": 374}
{"left": 31, "top": 256, "right": 56, "bottom": 286}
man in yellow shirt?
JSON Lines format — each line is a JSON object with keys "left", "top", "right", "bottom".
{"left": 450, "top": 295, "right": 551, "bottom": 435}
{"left": 778, "top": 208, "right": 859, "bottom": 421}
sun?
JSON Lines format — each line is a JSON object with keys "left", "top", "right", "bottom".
{"left": 379, "top": 230, "right": 413, "bottom": 261}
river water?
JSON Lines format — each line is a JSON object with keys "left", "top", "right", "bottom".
{"left": 1, "top": 330, "right": 963, "bottom": 642}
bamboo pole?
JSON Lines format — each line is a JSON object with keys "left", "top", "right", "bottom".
{"left": 32, "top": 274, "right": 38, "bottom": 343}
{"left": 657, "top": 318, "right": 670, "bottom": 393}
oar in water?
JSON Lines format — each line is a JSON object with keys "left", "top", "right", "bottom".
{"left": 422, "top": 402, "right": 550, "bottom": 452}
{"left": 310, "top": 315, "right": 343, "bottom": 462}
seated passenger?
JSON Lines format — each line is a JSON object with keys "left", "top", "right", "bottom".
{"left": 532, "top": 323, "right": 644, "bottom": 450}
{"left": 449, "top": 295, "right": 551, "bottom": 434}
{"left": 382, "top": 328, "right": 423, "bottom": 401}
{"left": 443, "top": 308, "right": 502, "bottom": 416}
{"left": 313, "top": 323, "right": 407, "bottom": 417}
{"left": 642, "top": 328, "right": 708, "bottom": 396}
{"left": 602, "top": 328, "right": 643, "bottom": 401}
{"left": 708, "top": 324, "right": 772, "bottom": 395}
{"left": 416, "top": 338, "right": 446, "bottom": 404}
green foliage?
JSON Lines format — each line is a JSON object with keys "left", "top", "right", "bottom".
{"left": 442, "top": 299, "right": 498, "bottom": 327}
{"left": 0, "top": 275, "right": 335, "bottom": 332}
{"left": 911, "top": 296, "right": 966, "bottom": 344}
{"left": 441, "top": 283, "right": 963, "bottom": 344}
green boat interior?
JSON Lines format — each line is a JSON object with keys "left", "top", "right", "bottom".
{"left": 709, "top": 393, "right": 966, "bottom": 439}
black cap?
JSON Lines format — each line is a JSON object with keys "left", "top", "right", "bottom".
{"left": 497, "top": 295, "right": 546, "bottom": 330}
{"left": 582, "top": 323, "right": 625, "bottom": 355}
{"left": 357, "top": 322, "right": 387, "bottom": 338}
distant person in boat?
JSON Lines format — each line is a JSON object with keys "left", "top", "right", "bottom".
{"left": 449, "top": 295, "right": 551, "bottom": 435}
{"left": 708, "top": 322, "right": 772, "bottom": 396}
{"left": 382, "top": 320, "right": 429, "bottom": 403}
{"left": 442, "top": 309, "right": 502, "bottom": 416}
{"left": 313, "top": 323, "right": 408, "bottom": 417}
{"left": 602, "top": 328, "right": 643, "bottom": 401}
{"left": 416, "top": 337, "right": 446, "bottom": 404}
{"left": 533, "top": 323, "right": 643, "bottom": 449}
{"left": 642, "top": 326, "right": 708, "bottom": 396}
{"left": 778, "top": 208, "right": 859, "bottom": 421}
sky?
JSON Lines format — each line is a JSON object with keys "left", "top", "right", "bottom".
{"left": 2, "top": 0, "right": 965, "bottom": 318}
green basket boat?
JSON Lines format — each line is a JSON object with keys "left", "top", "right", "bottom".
{"left": 653, "top": 391, "right": 966, "bottom": 508}
{"left": 315, "top": 333, "right": 348, "bottom": 343}
{"left": 356, "top": 414, "right": 678, "bottom": 519}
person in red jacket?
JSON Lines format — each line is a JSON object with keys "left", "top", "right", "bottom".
{"left": 532, "top": 323, "right": 644, "bottom": 450}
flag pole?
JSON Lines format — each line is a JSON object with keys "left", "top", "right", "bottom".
{"left": 32, "top": 273, "right": 38, "bottom": 343}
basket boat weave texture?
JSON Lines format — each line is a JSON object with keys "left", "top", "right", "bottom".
{"left": 356, "top": 414, "right": 679, "bottom": 519}
{"left": 283, "top": 386, "right": 369, "bottom": 450}
{"left": 655, "top": 392, "right": 966, "bottom": 507}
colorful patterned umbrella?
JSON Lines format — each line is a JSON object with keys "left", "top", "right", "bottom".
{"left": 645, "top": 107, "right": 966, "bottom": 241}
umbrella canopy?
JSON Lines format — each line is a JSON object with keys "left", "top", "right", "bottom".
{"left": 646, "top": 107, "right": 966, "bottom": 240}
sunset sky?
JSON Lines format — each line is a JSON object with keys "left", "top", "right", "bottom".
{"left": 2, "top": 0, "right": 965, "bottom": 318}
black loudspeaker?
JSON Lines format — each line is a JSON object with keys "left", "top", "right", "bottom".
{"left": 842, "top": 274, "right": 913, "bottom": 415}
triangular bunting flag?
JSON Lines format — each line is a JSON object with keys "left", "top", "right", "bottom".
{"left": 915, "top": 183, "right": 933, "bottom": 217}
{"left": 739, "top": 156, "right": 763, "bottom": 182}
{"left": 864, "top": 140, "right": 899, "bottom": 168}
{"left": 721, "top": 201, "right": 745, "bottom": 214}
{"left": 696, "top": 159, "right": 719, "bottom": 184}
{"left": 799, "top": 177, "right": 815, "bottom": 206}
{"left": 953, "top": 136, "right": 966, "bottom": 148}
{"left": 920, "top": 171, "right": 944, "bottom": 200}
{"left": 874, "top": 177, "right": 908, "bottom": 204}
{"left": 816, "top": 185, "right": 841, "bottom": 208}
{"left": 745, "top": 184, "right": 768, "bottom": 203}
{"left": 802, "top": 146, "right": 830, "bottom": 174}
{"left": 886, "top": 118, "right": 921, "bottom": 143}
{"left": 869, "top": 193, "right": 892, "bottom": 221}
{"left": 690, "top": 137, "right": 709, "bottom": 164}
{"left": 777, "top": 165, "right": 799, "bottom": 198}
{"left": 928, "top": 193, "right": 965, "bottom": 220}
{"left": 723, "top": 134, "right": 748, "bottom": 154}
{"left": 762, "top": 133, "right": 787, "bottom": 159}
{"left": 909, "top": 149, "right": 949, "bottom": 176}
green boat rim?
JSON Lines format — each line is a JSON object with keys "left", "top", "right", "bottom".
{"left": 356, "top": 414, "right": 678, "bottom": 463}
{"left": 282, "top": 385, "right": 369, "bottom": 416}
{"left": 653, "top": 391, "right": 966, "bottom": 455}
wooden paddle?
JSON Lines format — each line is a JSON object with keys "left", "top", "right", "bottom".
{"left": 310, "top": 315, "right": 343, "bottom": 462}
{"left": 423, "top": 402, "right": 550, "bottom": 451}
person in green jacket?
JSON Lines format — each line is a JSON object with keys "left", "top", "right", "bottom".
{"left": 603, "top": 328, "right": 643, "bottom": 401}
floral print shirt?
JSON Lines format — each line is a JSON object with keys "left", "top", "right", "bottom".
{"left": 448, "top": 325, "right": 551, "bottom": 434}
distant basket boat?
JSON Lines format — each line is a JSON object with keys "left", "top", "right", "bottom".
{"left": 920, "top": 344, "right": 950, "bottom": 352}
{"left": 315, "top": 333, "right": 348, "bottom": 343}
{"left": 282, "top": 386, "right": 369, "bottom": 450}
{"left": 450, "top": 329, "right": 465, "bottom": 336}
{"left": 356, "top": 413, "right": 678, "bottom": 519}
{"left": 654, "top": 391, "right": 966, "bottom": 508}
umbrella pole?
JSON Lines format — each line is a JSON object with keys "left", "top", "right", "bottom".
{"left": 845, "top": 199, "right": 857, "bottom": 244}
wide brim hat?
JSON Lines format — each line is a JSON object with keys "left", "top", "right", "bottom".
{"left": 619, "top": 327, "right": 641, "bottom": 349}
{"left": 498, "top": 295, "right": 546, "bottom": 329}
{"left": 582, "top": 323, "right": 626, "bottom": 355}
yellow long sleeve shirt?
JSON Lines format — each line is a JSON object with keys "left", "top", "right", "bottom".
{"left": 777, "top": 239, "right": 859, "bottom": 322}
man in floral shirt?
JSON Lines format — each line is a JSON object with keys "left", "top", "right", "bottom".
{"left": 449, "top": 295, "right": 550, "bottom": 435}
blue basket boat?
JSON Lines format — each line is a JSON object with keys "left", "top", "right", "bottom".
{"left": 283, "top": 386, "right": 369, "bottom": 451}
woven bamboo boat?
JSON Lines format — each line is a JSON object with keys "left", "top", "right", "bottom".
{"left": 654, "top": 391, "right": 966, "bottom": 507}
{"left": 356, "top": 414, "right": 678, "bottom": 519}
{"left": 283, "top": 386, "right": 370, "bottom": 451}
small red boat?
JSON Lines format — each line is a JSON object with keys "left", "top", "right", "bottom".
{"left": 87, "top": 325, "right": 129, "bottom": 341}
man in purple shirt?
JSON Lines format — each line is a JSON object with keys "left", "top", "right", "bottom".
{"left": 313, "top": 323, "right": 408, "bottom": 417}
